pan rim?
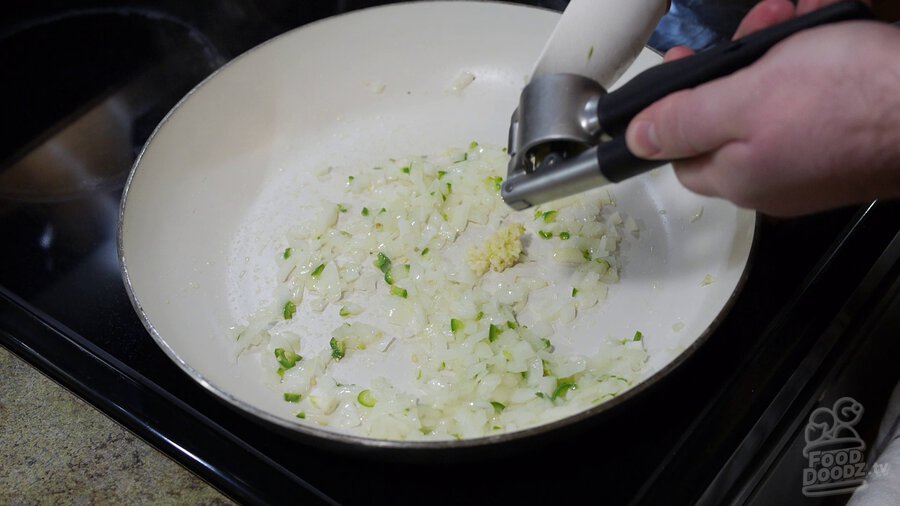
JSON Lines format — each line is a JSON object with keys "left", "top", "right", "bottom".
{"left": 117, "top": 0, "right": 759, "bottom": 451}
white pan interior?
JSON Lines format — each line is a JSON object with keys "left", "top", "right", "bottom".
{"left": 119, "top": 1, "right": 755, "bottom": 444}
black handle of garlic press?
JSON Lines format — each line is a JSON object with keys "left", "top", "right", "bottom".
{"left": 597, "top": 0, "right": 875, "bottom": 137}
{"left": 597, "top": 137, "right": 667, "bottom": 183}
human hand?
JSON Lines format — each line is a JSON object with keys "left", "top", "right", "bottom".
{"left": 661, "top": 0, "right": 870, "bottom": 62}
{"left": 625, "top": 0, "right": 900, "bottom": 216}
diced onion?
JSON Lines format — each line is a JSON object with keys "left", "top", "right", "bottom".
{"left": 233, "top": 144, "right": 647, "bottom": 441}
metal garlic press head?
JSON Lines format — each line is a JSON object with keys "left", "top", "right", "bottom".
{"left": 500, "top": 0, "right": 875, "bottom": 211}
{"left": 502, "top": 73, "right": 654, "bottom": 211}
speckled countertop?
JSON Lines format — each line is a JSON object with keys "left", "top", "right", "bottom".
{"left": 0, "top": 347, "right": 233, "bottom": 505}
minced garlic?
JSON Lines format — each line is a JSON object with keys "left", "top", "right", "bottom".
{"left": 467, "top": 223, "right": 526, "bottom": 275}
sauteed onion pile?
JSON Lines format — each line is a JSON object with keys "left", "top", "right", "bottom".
{"left": 233, "top": 143, "right": 647, "bottom": 440}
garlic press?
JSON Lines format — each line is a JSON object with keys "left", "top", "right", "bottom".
{"left": 501, "top": 0, "right": 874, "bottom": 210}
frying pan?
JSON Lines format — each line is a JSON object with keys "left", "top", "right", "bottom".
{"left": 118, "top": 1, "right": 756, "bottom": 454}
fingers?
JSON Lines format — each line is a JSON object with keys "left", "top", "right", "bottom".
{"left": 797, "top": 0, "right": 829, "bottom": 14}
{"left": 796, "top": 0, "right": 872, "bottom": 16}
{"left": 625, "top": 75, "right": 748, "bottom": 160}
{"left": 663, "top": 46, "right": 695, "bottom": 62}
{"left": 797, "top": 0, "right": 840, "bottom": 15}
{"left": 670, "top": 154, "right": 720, "bottom": 197}
{"left": 733, "top": 0, "right": 797, "bottom": 39}
{"left": 729, "top": 0, "right": 873, "bottom": 41}
{"left": 663, "top": 0, "right": 802, "bottom": 63}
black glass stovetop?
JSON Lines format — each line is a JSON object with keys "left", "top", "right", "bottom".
{"left": 3, "top": 2, "right": 899, "bottom": 505}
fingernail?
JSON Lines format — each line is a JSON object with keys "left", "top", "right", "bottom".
{"left": 631, "top": 120, "right": 661, "bottom": 157}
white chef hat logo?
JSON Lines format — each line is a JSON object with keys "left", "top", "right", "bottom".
{"left": 803, "top": 397, "right": 866, "bottom": 457}
{"left": 802, "top": 397, "right": 868, "bottom": 497}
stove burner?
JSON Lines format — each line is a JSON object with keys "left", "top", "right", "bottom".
{"left": 0, "top": 10, "right": 222, "bottom": 202}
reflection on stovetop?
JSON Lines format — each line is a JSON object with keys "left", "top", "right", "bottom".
{"left": 2, "top": 2, "right": 898, "bottom": 505}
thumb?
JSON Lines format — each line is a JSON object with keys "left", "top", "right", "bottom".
{"left": 625, "top": 76, "right": 749, "bottom": 160}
